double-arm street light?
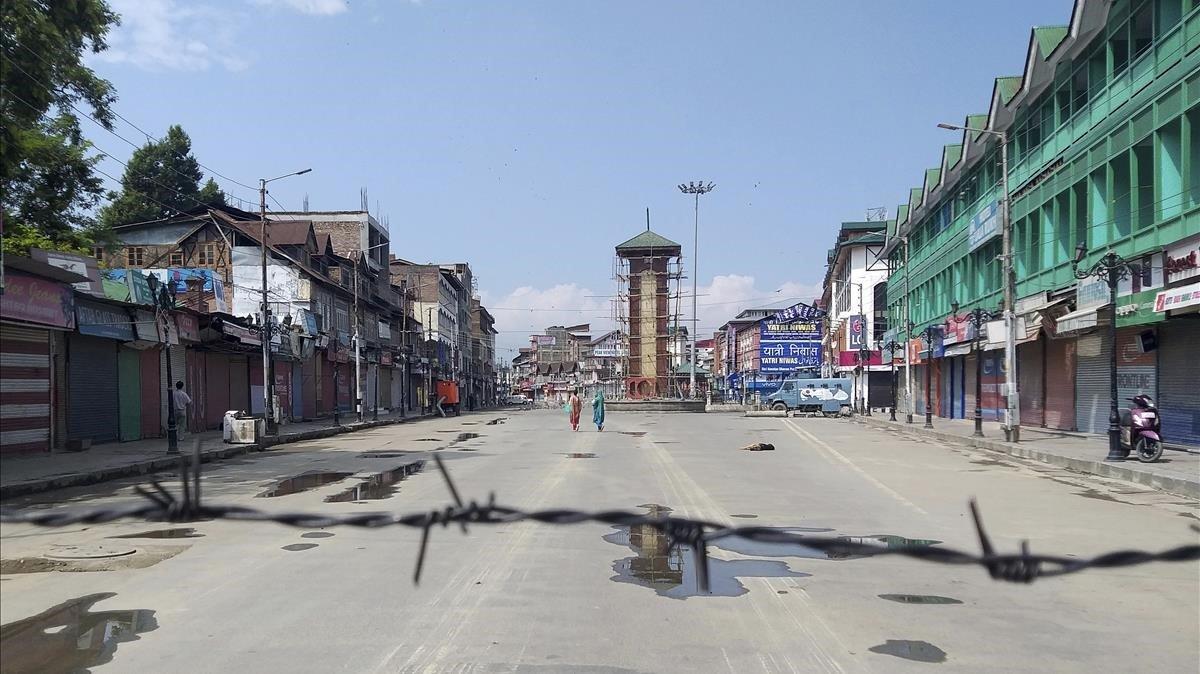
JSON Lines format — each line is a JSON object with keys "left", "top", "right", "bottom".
{"left": 937, "top": 122, "right": 1020, "bottom": 443}
{"left": 259, "top": 168, "right": 312, "bottom": 436}
{"left": 678, "top": 180, "right": 715, "bottom": 399}
{"left": 950, "top": 300, "right": 1001, "bottom": 437}
{"left": 1072, "top": 242, "right": 1140, "bottom": 462}
{"left": 882, "top": 339, "right": 904, "bottom": 422}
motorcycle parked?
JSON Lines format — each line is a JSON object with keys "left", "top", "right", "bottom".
{"left": 1120, "top": 394, "right": 1163, "bottom": 463}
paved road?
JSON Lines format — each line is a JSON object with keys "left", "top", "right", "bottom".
{"left": 2, "top": 410, "right": 1197, "bottom": 673}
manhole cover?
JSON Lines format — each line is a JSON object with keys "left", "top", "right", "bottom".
{"left": 45, "top": 543, "right": 137, "bottom": 560}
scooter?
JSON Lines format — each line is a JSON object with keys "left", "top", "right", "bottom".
{"left": 1120, "top": 394, "right": 1163, "bottom": 463}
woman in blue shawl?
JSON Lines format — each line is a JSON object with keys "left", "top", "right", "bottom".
{"left": 591, "top": 390, "right": 605, "bottom": 432}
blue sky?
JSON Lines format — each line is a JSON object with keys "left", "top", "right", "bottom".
{"left": 86, "top": 0, "right": 1072, "bottom": 355}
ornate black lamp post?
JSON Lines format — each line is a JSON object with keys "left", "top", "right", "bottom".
{"left": 146, "top": 274, "right": 179, "bottom": 454}
{"left": 1072, "top": 243, "right": 1140, "bottom": 462}
{"left": 906, "top": 322, "right": 940, "bottom": 429}
{"left": 950, "top": 301, "right": 1000, "bottom": 437}
{"left": 882, "top": 339, "right": 904, "bottom": 422}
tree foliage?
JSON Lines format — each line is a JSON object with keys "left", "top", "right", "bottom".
{"left": 1, "top": 0, "right": 119, "bottom": 253}
{"left": 98, "top": 124, "right": 228, "bottom": 227}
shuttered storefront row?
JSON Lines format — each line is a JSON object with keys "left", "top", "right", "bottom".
{"left": 118, "top": 346, "right": 142, "bottom": 441}
{"left": 68, "top": 334, "right": 120, "bottom": 444}
{"left": 1043, "top": 337, "right": 1076, "bottom": 431}
{"left": 1075, "top": 332, "right": 1111, "bottom": 434}
{"left": 0, "top": 325, "right": 53, "bottom": 454}
{"left": 1158, "top": 320, "right": 1200, "bottom": 447}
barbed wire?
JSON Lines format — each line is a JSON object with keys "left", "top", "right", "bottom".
{"left": 1, "top": 450, "right": 1196, "bottom": 590}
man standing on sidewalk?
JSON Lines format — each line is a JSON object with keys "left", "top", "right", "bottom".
{"left": 172, "top": 381, "right": 192, "bottom": 438}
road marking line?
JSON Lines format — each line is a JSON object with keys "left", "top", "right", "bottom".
{"left": 782, "top": 419, "right": 926, "bottom": 516}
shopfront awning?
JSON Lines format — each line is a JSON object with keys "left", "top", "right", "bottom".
{"left": 943, "top": 343, "right": 973, "bottom": 357}
{"left": 1053, "top": 305, "right": 1109, "bottom": 336}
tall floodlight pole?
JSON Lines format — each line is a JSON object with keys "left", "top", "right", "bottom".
{"left": 938, "top": 122, "right": 1019, "bottom": 442}
{"left": 259, "top": 168, "right": 311, "bottom": 435}
{"left": 678, "top": 181, "right": 715, "bottom": 399}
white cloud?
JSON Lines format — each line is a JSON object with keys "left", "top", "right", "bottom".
{"left": 694, "top": 275, "right": 823, "bottom": 338}
{"left": 253, "top": 0, "right": 349, "bottom": 15}
{"left": 95, "top": 1, "right": 248, "bottom": 72}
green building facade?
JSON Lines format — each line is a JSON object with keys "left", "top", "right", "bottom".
{"left": 882, "top": 0, "right": 1200, "bottom": 445}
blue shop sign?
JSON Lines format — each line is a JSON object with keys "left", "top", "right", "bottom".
{"left": 76, "top": 300, "right": 135, "bottom": 341}
{"left": 968, "top": 201, "right": 1001, "bottom": 252}
{"left": 759, "top": 318, "right": 822, "bottom": 373}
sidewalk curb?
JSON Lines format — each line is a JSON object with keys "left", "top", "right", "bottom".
{"left": 0, "top": 413, "right": 437, "bottom": 501}
{"left": 855, "top": 416, "right": 1199, "bottom": 500}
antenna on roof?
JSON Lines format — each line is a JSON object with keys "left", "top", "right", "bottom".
{"left": 302, "top": 193, "right": 309, "bottom": 212}
{"left": 360, "top": 188, "right": 368, "bottom": 212}
{"left": 866, "top": 206, "right": 887, "bottom": 221}
{"left": 646, "top": 207, "right": 650, "bottom": 231}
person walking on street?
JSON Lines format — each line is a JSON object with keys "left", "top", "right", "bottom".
{"left": 172, "top": 381, "right": 192, "bottom": 438}
{"left": 568, "top": 390, "right": 582, "bottom": 431}
{"left": 592, "top": 389, "right": 605, "bottom": 432}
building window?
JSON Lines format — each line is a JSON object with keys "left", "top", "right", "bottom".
{"left": 169, "top": 251, "right": 185, "bottom": 267}
{"left": 197, "top": 243, "right": 217, "bottom": 266}
{"left": 126, "top": 247, "right": 145, "bottom": 267}
{"left": 92, "top": 246, "right": 105, "bottom": 261}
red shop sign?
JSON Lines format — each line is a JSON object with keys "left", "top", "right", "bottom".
{"left": 0, "top": 272, "right": 75, "bottom": 329}
{"left": 175, "top": 313, "right": 200, "bottom": 341}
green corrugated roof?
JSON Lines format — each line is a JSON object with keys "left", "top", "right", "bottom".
{"left": 944, "top": 144, "right": 963, "bottom": 168}
{"left": 673, "top": 362, "right": 710, "bottom": 376}
{"left": 909, "top": 187, "right": 924, "bottom": 208}
{"left": 924, "top": 168, "right": 941, "bottom": 192}
{"left": 967, "top": 114, "right": 990, "bottom": 142}
{"left": 853, "top": 232, "right": 887, "bottom": 245}
{"left": 896, "top": 204, "right": 909, "bottom": 225}
{"left": 615, "top": 229, "right": 680, "bottom": 251}
{"left": 885, "top": 218, "right": 897, "bottom": 239}
{"left": 840, "top": 220, "right": 882, "bottom": 232}
{"left": 996, "top": 76, "right": 1022, "bottom": 104}
{"left": 1034, "top": 26, "right": 1068, "bottom": 58}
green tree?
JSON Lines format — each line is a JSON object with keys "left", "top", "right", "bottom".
{"left": 98, "top": 124, "right": 227, "bottom": 227}
{"left": 1, "top": 0, "right": 119, "bottom": 254}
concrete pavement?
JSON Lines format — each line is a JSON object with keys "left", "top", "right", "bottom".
{"left": 1, "top": 410, "right": 1196, "bottom": 672}
{"left": 853, "top": 414, "right": 1200, "bottom": 499}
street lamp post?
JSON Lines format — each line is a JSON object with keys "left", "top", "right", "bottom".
{"left": 882, "top": 340, "right": 903, "bottom": 422}
{"left": 938, "top": 122, "right": 1019, "bottom": 442}
{"left": 1072, "top": 243, "right": 1139, "bottom": 462}
{"left": 678, "top": 180, "right": 715, "bottom": 399}
{"left": 951, "top": 301, "right": 1001, "bottom": 437}
{"left": 907, "top": 322, "right": 939, "bottom": 429}
{"left": 146, "top": 274, "right": 179, "bottom": 454}
{"left": 259, "top": 168, "right": 311, "bottom": 435}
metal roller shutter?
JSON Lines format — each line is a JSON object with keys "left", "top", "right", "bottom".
{"left": 1043, "top": 337, "right": 1076, "bottom": 431}
{"left": 1158, "top": 321, "right": 1200, "bottom": 447}
{"left": 965, "top": 352, "right": 978, "bottom": 420}
{"left": 378, "top": 367, "right": 393, "bottom": 411}
{"left": 0, "top": 325, "right": 52, "bottom": 454}
{"left": 118, "top": 347, "right": 141, "bottom": 441}
{"left": 229, "top": 356, "right": 249, "bottom": 414}
{"left": 291, "top": 361, "right": 304, "bottom": 420}
{"left": 139, "top": 348, "right": 161, "bottom": 438}
{"left": 205, "top": 353, "right": 230, "bottom": 429}
{"left": 68, "top": 334, "right": 119, "bottom": 443}
{"left": 1018, "top": 341, "right": 1044, "bottom": 428}
{"left": 160, "top": 347, "right": 188, "bottom": 433}
{"left": 1075, "top": 332, "right": 1111, "bottom": 435}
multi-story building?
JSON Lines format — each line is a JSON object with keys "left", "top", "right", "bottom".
{"left": 819, "top": 220, "right": 891, "bottom": 411}
{"left": 882, "top": 0, "right": 1200, "bottom": 446}
{"left": 584, "top": 330, "right": 626, "bottom": 398}
{"left": 389, "top": 259, "right": 461, "bottom": 401}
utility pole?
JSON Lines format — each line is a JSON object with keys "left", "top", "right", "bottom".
{"left": 427, "top": 306, "right": 434, "bottom": 413}
{"left": 858, "top": 281, "right": 867, "bottom": 416}
{"left": 678, "top": 181, "right": 715, "bottom": 399}
{"left": 353, "top": 256, "right": 362, "bottom": 422}
{"left": 903, "top": 236, "right": 913, "bottom": 424}
{"left": 998, "top": 132, "right": 1020, "bottom": 443}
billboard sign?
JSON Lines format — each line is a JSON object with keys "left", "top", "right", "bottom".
{"left": 759, "top": 318, "right": 822, "bottom": 373}
{"left": 770, "top": 302, "right": 823, "bottom": 323}
{"left": 533, "top": 335, "right": 556, "bottom": 345}
{"left": 968, "top": 201, "right": 1001, "bottom": 252}
{"left": 848, "top": 314, "right": 866, "bottom": 349}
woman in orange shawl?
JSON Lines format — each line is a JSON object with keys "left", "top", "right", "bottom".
{"left": 568, "top": 390, "right": 583, "bottom": 431}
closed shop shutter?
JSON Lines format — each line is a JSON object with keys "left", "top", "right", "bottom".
{"left": 379, "top": 367, "right": 393, "bottom": 410}
{"left": 392, "top": 366, "right": 404, "bottom": 412}
{"left": 1075, "top": 332, "right": 1112, "bottom": 434}
{"left": 366, "top": 363, "right": 378, "bottom": 412}
{"left": 302, "top": 358, "right": 317, "bottom": 419}
{"left": 0, "top": 325, "right": 52, "bottom": 455}
{"left": 291, "top": 361, "right": 304, "bottom": 420}
{"left": 1043, "top": 337, "right": 1076, "bottom": 431}
{"left": 68, "top": 334, "right": 119, "bottom": 443}
{"left": 912, "top": 364, "right": 927, "bottom": 416}
{"left": 1158, "top": 320, "right": 1200, "bottom": 447}
{"left": 160, "top": 347, "right": 188, "bottom": 433}
{"left": 205, "top": 353, "right": 231, "bottom": 429}
{"left": 229, "top": 356, "right": 249, "bottom": 414}
{"left": 867, "top": 371, "right": 891, "bottom": 410}
{"left": 965, "top": 352, "right": 978, "bottom": 419}
{"left": 249, "top": 358, "right": 264, "bottom": 415}
{"left": 118, "top": 347, "right": 141, "bottom": 441}
{"left": 274, "top": 359, "right": 292, "bottom": 421}
{"left": 139, "top": 348, "right": 161, "bottom": 438}
{"left": 1018, "top": 341, "right": 1044, "bottom": 428}
{"left": 1115, "top": 326, "right": 1156, "bottom": 405}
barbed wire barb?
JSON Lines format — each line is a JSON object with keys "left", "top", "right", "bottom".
{"left": 1, "top": 449, "right": 1197, "bottom": 588}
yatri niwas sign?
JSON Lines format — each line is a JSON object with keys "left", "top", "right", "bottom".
{"left": 759, "top": 303, "right": 822, "bottom": 373}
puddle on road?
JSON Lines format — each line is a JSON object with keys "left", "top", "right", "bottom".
{"left": 256, "top": 471, "right": 353, "bottom": 498}
{"left": 878, "top": 594, "right": 963, "bottom": 605}
{"left": 851, "top": 535, "right": 943, "bottom": 548}
{"left": 618, "top": 431, "right": 646, "bottom": 437}
{"left": 454, "top": 433, "right": 481, "bottom": 443}
{"left": 710, "top": 527, "right": 845, "bottom": 560}
{"left": 486, "top": 418, "right": 507, "bottom": 425}
{"left": 0, "top": 593, "right": 156, "bottom": 672}
{"left": 324, "top": 462, "right": 425, "bottom": 503}
{"left": 281, "top": 543, "right": 318, "bottom": 552}
{"left": 112, "top": 528, "right": 202, "bottom": 539}
{"left": 301, "top": 532, "right": 334, "bottom": 539}
{"left": 604, "top": 505, "right": 811, "bottom": 599}
{"left": 359, "top": 452, "right": 407, "bottom": 459}
{"left": 730, "top": 514, "right": 758, "bottom": 519}
{"left": 416, "top": 438, "right": 441, "bottom": 441}
{"left": 562, "top": 452, "right": 596, "bottom": 459}
{"left": 868, "top": 640, "right": 948, "bottom": 663}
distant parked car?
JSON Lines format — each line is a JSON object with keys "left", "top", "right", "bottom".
{"left": 507, "top": 394, "right": 532, "bottom": 407}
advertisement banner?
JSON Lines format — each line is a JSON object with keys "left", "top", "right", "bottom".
{"left": 967, "top": 201, "right": 1001, "bottom": 252}
{"left": 76, "top": 300, "right": 134, "bottom": 340}
{"left": 848, "top": 314, "right": 866, "bottom": 349}
{"left": 1154, "top": 282, "right": 1200, "bottom": 312}
{"left": 770, "top": 302, "right": 824, "bottom": 323}
{"left": 0, "top": 272, "right": 75, "bottom": 329}
{"left": 759, "top": 319, "right": 822, "bottom": 373}
{"left": 533, "top": 335, "right": 556, "bottom": 345}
